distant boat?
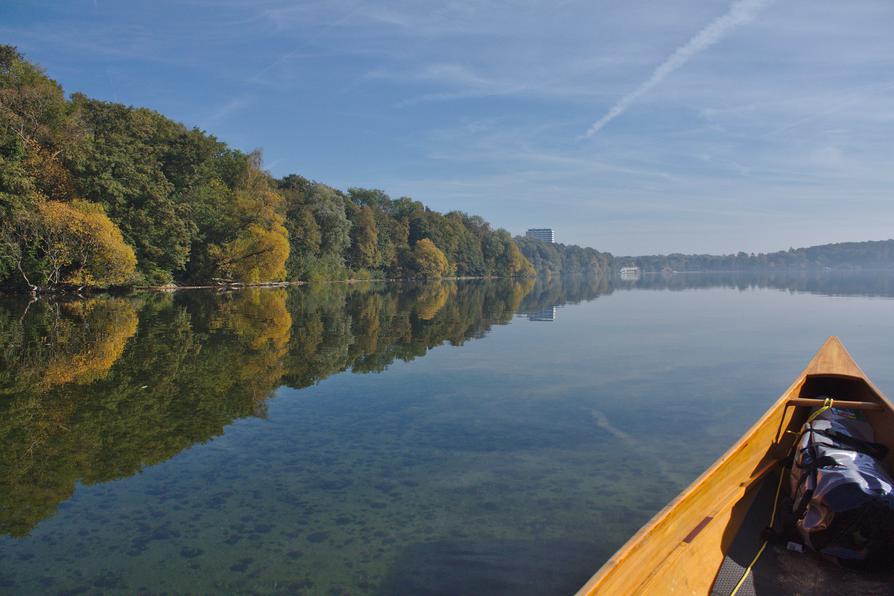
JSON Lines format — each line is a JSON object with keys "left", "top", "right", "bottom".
{"left": 576, "top": 337, "right": 894, "bottom": 595}
{"left": 619, "top": 266, "right": 640, "bottom": 281}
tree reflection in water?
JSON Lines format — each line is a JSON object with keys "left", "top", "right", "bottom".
{"left": 0, "top": 279, "right": 556, "bottom": 537}
{"left": 2, "top": 270, "right": 888, "bottom": 538}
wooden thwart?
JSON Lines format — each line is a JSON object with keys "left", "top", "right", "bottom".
{"left": 787, "top": 397, "right": 883, "bottom": 411}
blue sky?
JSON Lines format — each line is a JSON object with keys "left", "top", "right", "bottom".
{"left": 4, "top": 0, "right": 893, "bottom": 254}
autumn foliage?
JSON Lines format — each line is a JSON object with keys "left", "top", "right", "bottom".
{"left": 39, "top": 199, "right": 137, "bottom": 286}
{"left": 411, "top": 238, "right": 450, "bottom": 278}
{"left": 0, "top": 46, "right": 535, "bottom": 290}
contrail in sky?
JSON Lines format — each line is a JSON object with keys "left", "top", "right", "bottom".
{"left": 585, "top": 0, "right": 772, "bottom": 137}
{"left": 252, "top": 4, "right": 366, "bottom": 83}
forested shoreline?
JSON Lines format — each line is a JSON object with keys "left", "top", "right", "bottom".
{"left": 617, "top": 239, "right": 894, "bottom": 273}
{"left": 517, "top": 236, "right": 894, "bottom": 279}
{"left": 515, "top": 236, "right": 612, "bottom": 278}
{"left": 4, "top": 46, "right": 891, "bottom": 295}
{"left": 0, "top": 46, "right": 533, "bottom": 293}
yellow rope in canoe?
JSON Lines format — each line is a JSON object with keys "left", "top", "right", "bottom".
{"left": 806, "top": 397, "right": 834, "bottom": 424}
{"left": 729, "top": 466, "right": 787, "bottom": 596}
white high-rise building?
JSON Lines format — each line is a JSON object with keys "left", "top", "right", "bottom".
{"left": 526, "top": 228, "right": 555, "bottom": 243}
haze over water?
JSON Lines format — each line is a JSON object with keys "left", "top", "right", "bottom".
{"left": 2, "top": 273, "right": 894, "bottom": 594}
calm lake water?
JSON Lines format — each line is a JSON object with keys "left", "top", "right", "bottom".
{"left": 2, "top": 272, "right": 894, "bottom": 594}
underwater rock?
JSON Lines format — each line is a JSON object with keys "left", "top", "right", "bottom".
{"left": 92, "top": 570, "right": 126, "bottom": 590}
{"left": 179, "top": 546, "right": 204, "bottom": 559}
{"left": 229, "top": 558, "right": 253, "bottom": 573}
{"left": 306, "top": 531, "right": 329, "bottom": 543}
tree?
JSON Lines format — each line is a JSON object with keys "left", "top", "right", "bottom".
{"left": 501, "top": 233, "right": 535, "bottom": 277}
{"left": 36, "top": 199, "right": 136, "bottom": 288}
{"left": 0, "top": 199, "right": 136, "bottom": 290}
{"left": 210, "top": 222, "right": 289, "bottom": 283}
{"left": 68, "top": 98, "right": 194, "bottom": 282}
{"left": 279, "top": 174, "right": 322, "bottom": 279}
{"left": 410, "top": 238, "right": 449, "bottom": 278}
{"left": 515, "top": 236, "right": 608, "bottom": 278}
{"left": 0, "top": 46, "right": 64, "bottom": 138}
{"left": 0, "top": 47, "right": 548, "bottom": 289}
{"left": 300, "top": 184, "right": 352, "bottom": 280}
{"left": 312, "top": 185, "right": 351, "bottom": 261}
{"left": 62, "top": 200, "right": 137, "bottom": 287}
{"left": 205, "top": 152, "right": 290, "bottom": 283}
{"left": 287, "top": 208, "right": 321, "bottom": 267}
{"left": 350, "top": 205, "right": 380, "bottom": 270}
{"left": 347, "top": 187, "right": 389, "bottom": 210}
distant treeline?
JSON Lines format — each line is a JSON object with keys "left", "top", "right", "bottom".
{"left": 517, "top": 237, "right": 894, "bottom": 278}
{"left": 0, "top": 46, "right": 533, "bottom": 291}
{"left": 515, "top": 236, "right": 612, "bottom": 278}
{"left": 618, "top": 240, "right": 894, "bottom": 273}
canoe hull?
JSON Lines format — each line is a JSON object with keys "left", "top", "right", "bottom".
{"left": 576, "top": 337, "right": 894, "bottom": 595}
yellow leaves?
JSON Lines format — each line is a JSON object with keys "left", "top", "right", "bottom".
{"left": 209, "top": 289, "right": 292, "bottom": 406}
{"left": 36, "top": 199, "right": 137, "bottom": 286}
{"left": 411, "top": 238, "right": 449, "bottom": 278}
{"left": 350, "top": 205, "right": 380, "bottom": 269}
{"left": 213, "top": 288, "right": 292, "bottom": 352}
{"left": 41, "top": 298, "right": 139, "bottom": 387}
{"left": 505, "top": 239, "right": 535, "bottom": 277}
{"left": 415, "top": 283, "right": 452, "bottom": 320}
{"left": 209, "top": 153, "right": 291, "bottom": 283}
{"left": 507, "top": 277, "right": 535, "bottom": 311}
{"left": 212, "top": 222, "right": 289, "bottom": 283}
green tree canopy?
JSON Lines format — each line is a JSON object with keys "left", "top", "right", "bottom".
{"left": 0, "top": 46, "right": 536, "bottom": 290}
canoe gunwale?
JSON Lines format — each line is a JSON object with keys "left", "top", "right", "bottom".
{"left": 577, "top": 374, "right": 805, "bottom": 594}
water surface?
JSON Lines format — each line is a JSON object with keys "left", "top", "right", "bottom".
{"left": 1, "top": 273, "right": 893, "bottom": 594}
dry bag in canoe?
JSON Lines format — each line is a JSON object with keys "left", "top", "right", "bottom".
{"left": 790, "top": 403, "right": 894, "bottom": 567}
